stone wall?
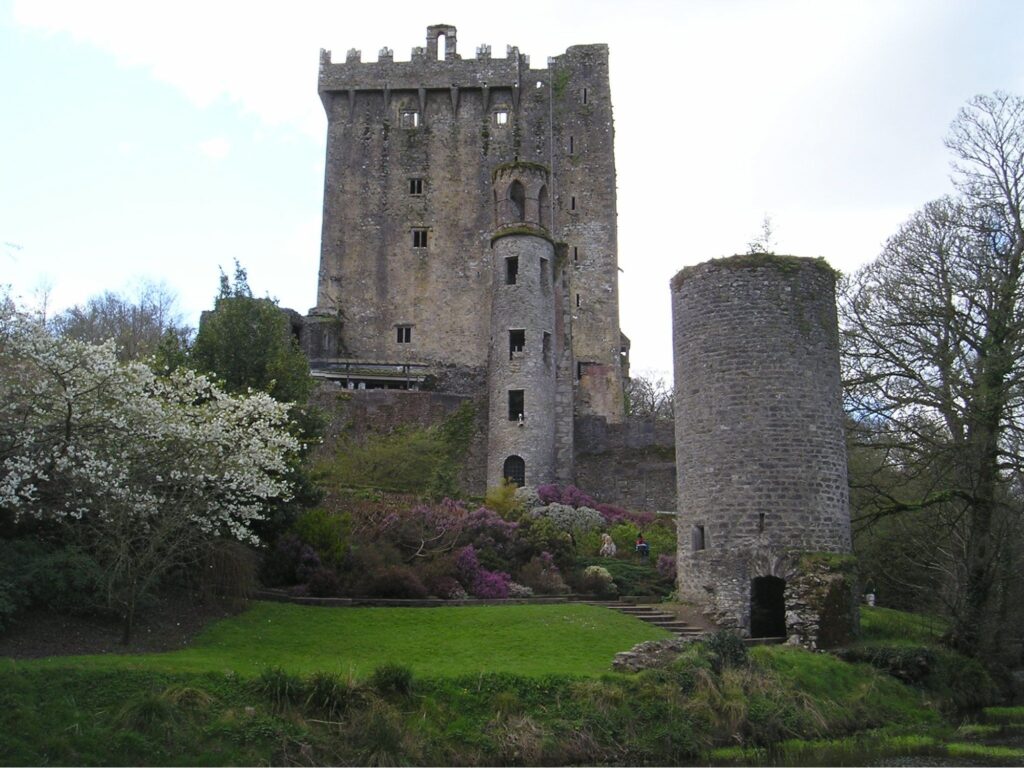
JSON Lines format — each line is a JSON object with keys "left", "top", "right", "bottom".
{"left": 574, "top": 416, "right": 677, "bottom": 511}
{"left": 309, "top": 382, "right": 489, "bottom": 495}
{"left": 671, "top": 255, "right": 854, "bottom": 641}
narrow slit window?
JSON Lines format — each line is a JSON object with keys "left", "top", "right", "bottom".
{"left": 509, "top": 329, "right": 525, "bottom": 359}
{"left": 494, "top": 109, "right": 509, "bottom": 126}
{"left": 508, "top": 389, "right": 525, "bottom": 421}
{"left": 505, "top": 256, "right": 519, "bottom": 285}
{"left": 692, "top": 524, "right": 706, "bottom": 551}
{"left": 582, "top": 87, "right": 588, "bottom": 104}
{"left": 576, "top": 293, "right": 581, "bottom": 308}
{"left": 573, "top": 246, "right": 579, "bottom": 263}
{"left": 396, "top": 325, "right": 412, "bottom": 344}
{"left": 571, "top": 196, "right": 576, "bottom": 211}
{"left": 409, "top": 178, "right": 423, "bottom": 195}
{"left": 412, "top": 228, "right": 428, "bottom": 248}
{"left": 569, "top": 136, "right": 574, "bottom": 154}
{"left": 539, "top": 257, "right": 549, "bottom": 284}
{"left": 542, "top": 332, "right": 551, "bottom": 363}
{"left": 400, "top": 110, "right": 421, "bottom": 128}
{"left": 758, "top": 513, "right": 766, "bottom": 533}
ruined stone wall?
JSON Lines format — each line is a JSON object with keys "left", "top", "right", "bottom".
{"left": 671, "top": 255, "right": 852, "bottom": 636}
{"left": 574, "top": 416, "right": 677, "bottom": 511}
{"left": 309, "top": 383, "right": 489, "bottom": 495}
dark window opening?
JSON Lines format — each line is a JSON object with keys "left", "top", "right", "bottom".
{"left": 509, "top": 180, "right": 526, "bottom": 222}
{"left": 508, "top": 389, "right": 525, "bottom": 421}
{"left": 409, "top": 178, "right": 423, "bottom": 195}
{"left": 750, "top": 576, "right": 787, "bottom": 638}
{"left": 758, "top": 513, "right": 766, "bottom": 533}
{"left": 503, "top": 455, "right": 526, "bottom": 486}
{"left": 573, "top": 246, "right": 579, "bottom": 262}
{"left": 569, "top": 136, "right": 574, "bottom": 155}
{"left": 538, "top": 185, "right": 549, "bottom": 229}
{"left": 692, "top": 524, "right": 706, "bottom": 551}
{"left": 396, "top": 325, "right": 412, "bottom": 344}
{"left": 412, "top": 228, "right": 428, "bottom": 248}
{"left": 582, "top": 87, "right": 588, "bottom": 104}
{"left": 400, "top": 110, "right": 421, "bottom": 128}
{"left": 505, "top": 256, "right": 519, "bottom": 285}
{"left": 509, "top": 329, "right": 525, "bottom": 359}
{"left": 576, "top": 293, "right": 581, "bottom": 308}
{"left": 539, "top": 257, "right": 549, "bottom": 284}
{"left": 571, "top": 196, "right": 576, "bottom": 211}
{"left": 542, "top": 332, "right": 551, "bottom": 363}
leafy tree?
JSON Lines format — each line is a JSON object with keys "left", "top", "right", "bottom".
{"left": 51, "top": 281, "right": 192, "bottom": 363}
{"left": 841, "top": 92, "right": 1024, "bottom": 656}
{"left": 191, "top": 262, "right": 312, "bottom": 404}
{"left": 0, "top": 298, "right": 300, "bottom": 641}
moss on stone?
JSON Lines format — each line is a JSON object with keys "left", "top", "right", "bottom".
{"left": 798, "top": 551, "right": 858, "bottom": 574}
{"left": 491, "top": 160, "right": 549, "bottom": 179}
{"left": 491, "top": 225, "right": 554, "bottom": 245}
{"left": 670, "top": 254, "right": 839, "bottom": 291}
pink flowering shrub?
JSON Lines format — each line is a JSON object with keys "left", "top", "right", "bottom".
{"left": 536, "top": 484, "right": 597, "bottom": 509}
{"left": 595, "top": 503, "right": 656, "bottom": 527}
{"left": 455, "top": 545, "right": 512, "bottom": 599}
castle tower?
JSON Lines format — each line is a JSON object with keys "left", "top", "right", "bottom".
{"left": 671, "top": 255, "right": 855, "bottom": 647}
{"left": 486, "top": 163, "right": 558, "bottom": 488}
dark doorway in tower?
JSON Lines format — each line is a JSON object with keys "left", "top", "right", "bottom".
{"left": 750, "top": 576, "right": 786, "bottom": 638}
{"left": 503, "top": 455, "right": 526, "bottom": 487}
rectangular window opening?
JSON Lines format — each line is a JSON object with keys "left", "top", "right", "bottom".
{"left": 400, "top": 109, "right": 421, "bottom": 128}
{"left": 582, "top": 87, "right": 588, "bottom": 104}
{"left": 539, "top": 257, "right": 549, "bottom": 283}
{"left": 569, "top": 135, "right": 574, "bottom": 155}
{"left": 494, "top": 109, "right": 509, "bottom": 126}
{"left": 542, "top": 332, "right": 551, "bottom": 363}
{"left": 509, "top": 329, "right": 525, "bottom": 359}
{"left": 409, "top": 178, "right": 423, "bottom": 195}
{"left": 758, "top": 512, "right": 766, "bottom": 533}
{"left": 508, "top": 389, "right": 525, "bottom": 421}
{"left": 573, "top": 246, "right": 579, "bottom": 263}
{"left": 570, "top": 196, "right": 576, "bottom": 211}
{"left": 692, "top": 524, "right": 706, "bottom": 552}
{"left": 412, "top": 228, "right": 428, "bottom": 248}
{"left": 576, "top": 293, "right": 581, "bottom": 308}
{"left": 505, "top": 256, "right": 519, "bottom": 285}
{"left": 396, "top": 325, "right": 412, "bottom": 344}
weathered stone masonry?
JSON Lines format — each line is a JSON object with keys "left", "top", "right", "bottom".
{"left": 302, "top": 24, "right": 629, "bottom": 491}
{"left": 671, "top": 255, "right": 855, "bottom": 647}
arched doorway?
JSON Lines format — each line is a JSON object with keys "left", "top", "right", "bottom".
{"left": 502, "top": 455, "right": 525, "bottom": 487}
{"left": 750, "top": 576, "right": 786, "bottom": 638}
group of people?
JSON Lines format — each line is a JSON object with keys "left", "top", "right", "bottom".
{"left": 598, "top": 533, "right": 649, "bottom": 558}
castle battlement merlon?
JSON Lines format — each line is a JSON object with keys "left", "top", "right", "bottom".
{"left": 318, "top": 51, "right": 529, "bottom": 95}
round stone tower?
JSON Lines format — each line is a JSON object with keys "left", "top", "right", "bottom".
{"left": 671, "top": 255, "right": 854, "bottom": 647}
{"left": 486, "top": 163, "right": 557, "bottom": 489}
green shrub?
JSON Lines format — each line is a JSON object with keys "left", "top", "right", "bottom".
{"left": 706, "top": 630, "right": 748, "bottom": 672}
{"left": 579, "top": 565, "right": 618, "bottom": 598}
{"left": 370, "top": 663, "right": 414, "bottom": 696}
{"left": 484, "top": 480, "right": 521, "bottom": 518}
{"left": 575, "top": 556, "right": 673, "bottom": 597}
{"left": 306, "top": 671, "right": 360, "bottom": 716}
{"left": 292, "top": 508, "right": 350, "bottom": 568}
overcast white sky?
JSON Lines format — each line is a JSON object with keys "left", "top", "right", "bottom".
{"left": 3, "top": 0, "right": 1023, "bottom": 376}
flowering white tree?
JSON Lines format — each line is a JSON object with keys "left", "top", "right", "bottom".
{"left": 0, "top": 298, "right": 300, "bottom": 641}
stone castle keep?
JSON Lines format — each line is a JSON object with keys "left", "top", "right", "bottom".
{"left": 296, "top": 26, "right": 856, "bottom": 644}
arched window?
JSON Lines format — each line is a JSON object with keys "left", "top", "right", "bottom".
{"left": 503, "top": 455, "right": 526, "bottom": 487}
{"left": 750, "top": 576, "right": 786, "bottom": 638}
{"left": 437, "top": 33, "right": 446, "bottom": 60}
{"left": 538, "top": 185, "right": 549, "bottom": 229}
{"left": 509, "top": 181, "right": 526, "bottom": 222}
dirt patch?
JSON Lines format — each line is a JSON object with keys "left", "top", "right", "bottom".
{"left": 0, "top": 594, "right": 246, "bottom": 660}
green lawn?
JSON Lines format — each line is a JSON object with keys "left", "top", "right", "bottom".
{"left": 12, "top": 601, "right": 670, "bottom": 677}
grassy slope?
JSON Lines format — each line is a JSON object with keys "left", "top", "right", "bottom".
{"left": 15, "top": 602, "right": 670, "bottom": 677}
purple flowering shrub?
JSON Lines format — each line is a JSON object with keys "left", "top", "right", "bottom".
{"left": 455, "top": 545, "right": 512, "bottom": 599}
{"left": 518, "top": 551, "right": 569, "bottom": 594}
{"left": 260, "top": 534, "right": 322, "bottom": 586}
{"left": 536, "top": 484, "right": 597, "bottom": 508}
{"left": 595, "top": 503, "right": 656, "bottom": 527}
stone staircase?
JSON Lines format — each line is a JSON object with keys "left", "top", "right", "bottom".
{"left": 580, "top": 600, "right": 706, "bottom": 639}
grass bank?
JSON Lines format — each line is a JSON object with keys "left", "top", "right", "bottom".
{"left": 0, "top": 602, "right": 949, "bottom": 765}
